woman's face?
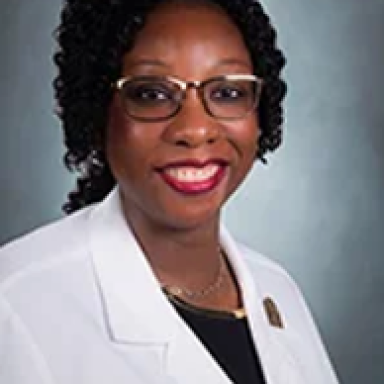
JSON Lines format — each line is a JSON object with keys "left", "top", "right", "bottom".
{"left": 106, "top": 1, "right": 259, "bottom": 231}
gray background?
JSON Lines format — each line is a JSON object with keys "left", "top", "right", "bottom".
{"left": 1, "top": 0, "right": 383, "bottom": 383}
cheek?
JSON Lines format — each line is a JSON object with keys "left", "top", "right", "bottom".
{"left": 243, "top": 116, "right": 259, "bottom": 161}
{"left": 106, "top": 104, "right": 131, "bottom": 175}
{"left": 228, "top": 114, "right": 259, "bottom": 159}
{"left": 226, "top": 116, "right": 259, "bottom": 188}
{"left": 106, "top": 101, "right": 144, "bottom": 180}
{"left": 106, "top": 101, "right": 165, "bottom": 181}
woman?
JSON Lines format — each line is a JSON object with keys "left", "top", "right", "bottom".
{"left": 0, "top": 0, "right": 339, "bottom": 383}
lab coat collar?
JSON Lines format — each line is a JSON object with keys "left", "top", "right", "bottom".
{"left": 88, "top": 188, "right": 303, "bottom": 383}
{"left": 88, "top": 187, "right": 177, "bottom": 344}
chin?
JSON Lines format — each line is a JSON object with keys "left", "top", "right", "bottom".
{"left": 154, "top": 201, "right": 222, "bottom": 232}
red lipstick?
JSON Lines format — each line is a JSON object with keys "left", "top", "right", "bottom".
{"left": 157, "top": 159, "right": 227, "bottom": 195}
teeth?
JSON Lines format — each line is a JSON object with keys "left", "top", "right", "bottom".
{"left": 166, "top": 164, "right": 220, "bottom": 182}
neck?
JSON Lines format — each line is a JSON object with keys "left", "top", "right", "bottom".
{"left": 122, "top": 203, "right": 222, "bottom": 286}
{"left": 121, "top": 198, "right": 242, "bottom": 311}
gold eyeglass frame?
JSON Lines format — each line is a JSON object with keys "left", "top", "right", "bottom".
{"left": 113, "top": 74, "right": 263, "bottom": 122}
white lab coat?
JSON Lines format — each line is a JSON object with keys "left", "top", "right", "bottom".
{"left": 0, "top": 188, "right": 339, "bottom": 384}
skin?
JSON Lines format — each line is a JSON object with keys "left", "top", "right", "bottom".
{"left": 106, "top": 1, "right": 259, "bottom": 310}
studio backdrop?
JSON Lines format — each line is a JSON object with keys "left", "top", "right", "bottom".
{"left": 1, "top": 1, "right": 383, "bottom": 383}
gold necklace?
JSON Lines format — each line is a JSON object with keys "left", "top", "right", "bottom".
{"left": 162, "top": 249, "right": 225, "bottom": 299}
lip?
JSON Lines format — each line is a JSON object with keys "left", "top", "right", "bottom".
{"left": 156, "top": 158, "right": 228, "bottom": 195}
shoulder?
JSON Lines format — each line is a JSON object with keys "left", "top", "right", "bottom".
{"left": 0, "top": 206, "right": 94, "bottom": 290}
{"left": 221, "top": 226, "right": 303, "bottom": 302}
{"left": 233, "top": 240, "right": 324, "bottom": 339}
{"left": 237, "top": 242, "right": 299, "bottom": 291}
{"left": 233, "top": 241, "right": 311, "bottom": 320}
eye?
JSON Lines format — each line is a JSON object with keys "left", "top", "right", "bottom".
{"left": 210, "top": 84, "right": 246, "bottom": 102}
{"left": 208, "top": 80, "right": 253, "bottom": 104}
{"left": 124, "top": 82, "right": 175, "bottom": 105}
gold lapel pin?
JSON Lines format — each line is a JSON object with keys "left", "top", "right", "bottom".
{"left": 263, "top": 297, "right": 284, "bottom": 329}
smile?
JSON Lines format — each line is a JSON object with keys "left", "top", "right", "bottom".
{"left": 158, "top": 161, "right": 227, "bottom": 195}
{"left": 165, "top": 164, "right": 220, "bottom": 182}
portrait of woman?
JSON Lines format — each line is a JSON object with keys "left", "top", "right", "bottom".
{"left": 0, "top": 0, "right": 340, "bottom": 383}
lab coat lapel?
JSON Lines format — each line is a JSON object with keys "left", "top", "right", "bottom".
{"left": 220, "top": 227, "right": 306, "bottom": 384}
{"left": 164, "top": 325, "right": 232, "bottom": 384}
{"left": 88, "top": 188, "right": 175, "bottom": 344}
{"left": 88, "top": 188, "right": 232, "bottom": 383}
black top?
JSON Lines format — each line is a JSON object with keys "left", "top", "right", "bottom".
{"left": 167, "top": 293, "right": 266, "bottom": 384}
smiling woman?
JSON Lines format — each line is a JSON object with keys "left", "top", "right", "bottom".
{"left": 0, "top": 1, "right": 338, "bottom": 383}
{"left": 107, "top": 4, "right": 259, "bottom": 238}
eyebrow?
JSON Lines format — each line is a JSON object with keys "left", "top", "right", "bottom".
{"left": 214, "top": 58, "right": 253, "bottom": 70}
{"left": 124, "top": 59, "right": 169, "bottom": 69}
{"left": 125, "top": 58, "right": 252, "bottom": 71}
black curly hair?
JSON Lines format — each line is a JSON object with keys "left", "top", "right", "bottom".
{"left": 54, "top": 0, "right": 287, "bottom": 213}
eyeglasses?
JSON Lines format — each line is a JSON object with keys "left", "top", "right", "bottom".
{"left": 114, "top": 74, "right": 263, "bottom": 122}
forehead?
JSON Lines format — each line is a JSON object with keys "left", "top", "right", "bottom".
{"left": 122, "top": 1, "right": 253, "bottom": 77}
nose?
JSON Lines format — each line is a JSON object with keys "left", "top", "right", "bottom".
{"left": 162, "top": 91, "right": 221, "bottom": 148}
